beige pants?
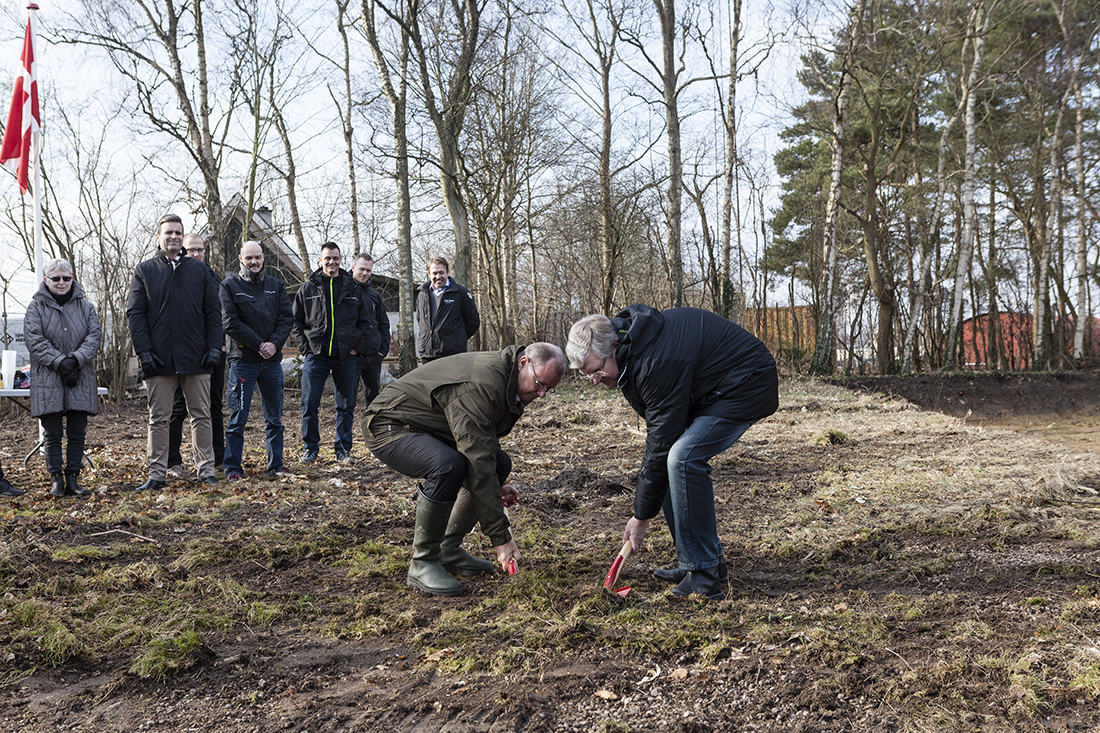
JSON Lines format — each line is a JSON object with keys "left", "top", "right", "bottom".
{"left": 146, "top": 373, "right": 214, "bottom": 480}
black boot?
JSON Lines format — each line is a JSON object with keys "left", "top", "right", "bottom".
{"left": 65, "top": 471, "right": 91, "bottom": 497}
{"left": 670, "top": 565, "right": 727, "bottom": 601}
{"left": 50, "top": 473, "right": 66, "bottom": 497}
{"left": 407, "top": 493, "right": 463, "bottom": 596}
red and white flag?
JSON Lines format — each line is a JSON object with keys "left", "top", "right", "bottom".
{"left": 0, "top": 11, "right": 40, "bottom": 194}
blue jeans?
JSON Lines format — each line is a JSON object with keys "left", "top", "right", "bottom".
{"left": 300, "top": 353, "right": 359, "bottom": 454}
{"left": 661, "top": 416, "right": 754, "bottom": 571}
{"left": 224, "top": 359, "right": 285, "bottom": 474}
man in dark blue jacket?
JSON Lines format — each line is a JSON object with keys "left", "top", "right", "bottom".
{"left": 566, "top": 305, "right": 778, "bottom": 600}
{"left": 291, "top": 242, "right": 375, "bottom": 465}
{"left": 127, "top": 213, "right": 223, "bottom": 491}
{"left": 221, "top": 241, "right": 294, "bottom": 480}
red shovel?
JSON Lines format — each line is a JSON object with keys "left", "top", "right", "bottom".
{"left": 602, "top": 540, "right": 633, "bottom": 597}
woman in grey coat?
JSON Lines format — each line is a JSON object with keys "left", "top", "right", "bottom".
{"left": 24, "top": 259, "right": 102, "bottom": 497}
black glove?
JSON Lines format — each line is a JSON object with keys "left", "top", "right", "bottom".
{"left": 139, "top": 351, "right": 164, "bottom": 379}
{"left": 58, "top": 356, "right": 80, "bottom": 388}
{"left": 201, "top": 348, "right": 221, "bottom": 370}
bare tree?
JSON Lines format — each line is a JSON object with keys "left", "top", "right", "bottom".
{"left": 405, "top": 0, "right": 485, "bottom": 288}
{"left": 363, "top": 0, "right": 417, "bottom": 374}
{"left": 57, "top": 0, "right": 238, "bottom": 272}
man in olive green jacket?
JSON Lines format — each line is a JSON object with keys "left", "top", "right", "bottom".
{"left": 363, "top": 342, "right": 564, "bottom": 596}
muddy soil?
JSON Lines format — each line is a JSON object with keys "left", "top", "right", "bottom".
{"left": 2, "top": 373, "right": 1100, "bottom": 732}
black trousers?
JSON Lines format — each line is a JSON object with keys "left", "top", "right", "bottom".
{"left": 360, "top": 355, "right": 382, "bottom": 408}
{"left": 40, "top": 410, "right": 89, "bottom": 475}
{"left": 371, "top": 432, "right": 511, "bottom": 504}
{"left": 168, "top": 353, "right": 225, "bottom": 467}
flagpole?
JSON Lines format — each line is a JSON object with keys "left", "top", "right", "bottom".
{"left": 28, "top": 3, "right": 40, "bottom": 279}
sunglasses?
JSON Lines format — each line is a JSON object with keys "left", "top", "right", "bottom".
{"left": 48, "top": 276, "right": 73, "bottom": 283}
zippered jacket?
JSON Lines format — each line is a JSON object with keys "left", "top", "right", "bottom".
{"left": 127, "top": 253, "right": 222, "bottom": 375}
{"left": 220, "top": 267, "right": 294, "bottom": 363}
{"left": 414, "top": 278, "right": 479, "bottom": 359}
{"left": 291, "top": 268, "right": 375, "bottom": 360}
{"left": 611, "top": 304, "right": 779, "bottom": 521}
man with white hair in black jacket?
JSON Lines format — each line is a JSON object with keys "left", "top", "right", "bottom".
{"left": 567, "top": 304, "right": 778, "bottom": 601}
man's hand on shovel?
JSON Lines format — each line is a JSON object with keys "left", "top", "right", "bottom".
{"left": 495, "top": 539, "right": 521, "bottom": 575}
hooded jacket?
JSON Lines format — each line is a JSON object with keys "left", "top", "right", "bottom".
{"left": 220, "top": 267, "right": 294, "bottom": 363}
{"left": 610, "top": 304, "right": 779, "bottom": 521}
{"left": 24, "top": 279, "right": 103, "bottom": 417}
{"left": 126, "top": 252, "right": 222, "bottom": 375}
{"left": 414, "top": 278, "right": 480, "bottom": 359}
{"left": 291, "top": 268, "right": 375, "bottom": 360}
{"left": 363, "top": 345, "right": 526, "bottom": 545}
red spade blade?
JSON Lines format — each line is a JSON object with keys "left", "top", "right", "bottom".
{"left": 603, "top": 555, "right": 624, "bottom": 588}
{"left": 613, "top": 586, "right": 631, "bottom": 597}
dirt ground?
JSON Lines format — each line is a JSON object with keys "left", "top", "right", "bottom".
{"left": 3, "top": 372, "right": 1100, "bottom": 732}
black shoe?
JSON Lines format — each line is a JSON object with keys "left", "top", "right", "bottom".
{"left": 654, "top": 562, "right": 727, "bottom": 585}
{"left": 670, "top": 565, "right": 727, "bottom": 601}
{"left": 65, "top": 472, "right": 91, "bottom": 497}
{"left": 652, "top": 567, "right": 689, "bottom": 584}
{"left": 135, "top": 478, "right": 168, "bottom": 492}
{"left": 199, "top": 475, "right": 219, "bottom": 485}
{"left": 50, "top": 474, "right": 66, "bottom": 497}
{"left": 0, "top": 478, "right": 23, "bottom": 497}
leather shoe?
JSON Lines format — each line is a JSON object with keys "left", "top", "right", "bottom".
{"left": 0, "top": 478, "right": 24, "bottom": 497}
{"left": 670, "top": 565, "right": 727, "bottom": 601}
{"left": 134, "top": 478, "right": 168, "bottom": 492}
{"left": 50, "top": 474, "right": 66, "bottom": 497}
{"left": 654, "top": 562, "right": 727, "bottom": 585}
{"left": 652, "top": 567, "right": 689, "bottom": 584}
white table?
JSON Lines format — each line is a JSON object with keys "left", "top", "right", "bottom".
{"left": 0, "top": 387, "right": 109, "bottom": 468}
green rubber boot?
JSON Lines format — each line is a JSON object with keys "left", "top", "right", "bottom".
{"left": 407, "top": 493, "right": 464, "bottom": 596}
{"left": 441, "top": 490, "right": 499, "bottom": 576}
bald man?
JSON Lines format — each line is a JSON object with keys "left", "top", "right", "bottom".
{"left": 219, "top": 240, "right": 294, "bottom": 480}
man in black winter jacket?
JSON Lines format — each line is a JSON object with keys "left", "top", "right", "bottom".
{"left": 291, "top": 242, "right": 375, "bottom": 465}
{"left": 414, "top": 257, "right": 479, "bottom": 362}
{"left": 127, "top": 213, "right": 223, "bottom": 491}
{"left": 220, "top": 240, "right": 294, "bottom": 481}
{"left": 352, "top": 253, "right": 390, "bottom": 405}
{"left": 566, "top": 305, "right": 778, "bottom": 601}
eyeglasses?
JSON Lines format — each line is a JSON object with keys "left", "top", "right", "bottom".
{"left": 531, "top": 363, "right": 555, "bottom": 395}
{"left": 186, "top": 248, "right": 205, "bottom": 254}
{"left": 48, "top": 275, "right": 73, "bottom": 283}
{"left": 579, "top": 356, "right": 607, "bottom": 382}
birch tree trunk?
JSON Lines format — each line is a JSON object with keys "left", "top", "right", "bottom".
{"left": 810, "top": 0, "right": 867, "bottom": 375}
{"left": 943, "top": 0, "right": 991, "bottom": 369}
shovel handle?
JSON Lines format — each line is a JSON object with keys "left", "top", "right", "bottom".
{"left": 603, "top": 540, "right": 635, "bottom": 588}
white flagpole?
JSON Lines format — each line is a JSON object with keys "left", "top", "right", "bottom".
{"left": 29, "top": 3, "right": 40, "bottom": 279}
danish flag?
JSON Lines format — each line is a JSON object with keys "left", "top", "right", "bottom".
{"left": 0, "top": 9, "right": 40, "bottom": 194}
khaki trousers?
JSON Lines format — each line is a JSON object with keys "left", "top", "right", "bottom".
{"left": 147, "top": 373, "right": 214, "bottom": 480}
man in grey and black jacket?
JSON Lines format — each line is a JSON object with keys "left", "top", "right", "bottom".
{"left": 292, "top": 241, "right": 375, "bottom": 465}
{"left": 126, "top": 213, "right": 223, "bottom": 491}
{"left": 414, "top": 256, "right": 479, "bottom": 362}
